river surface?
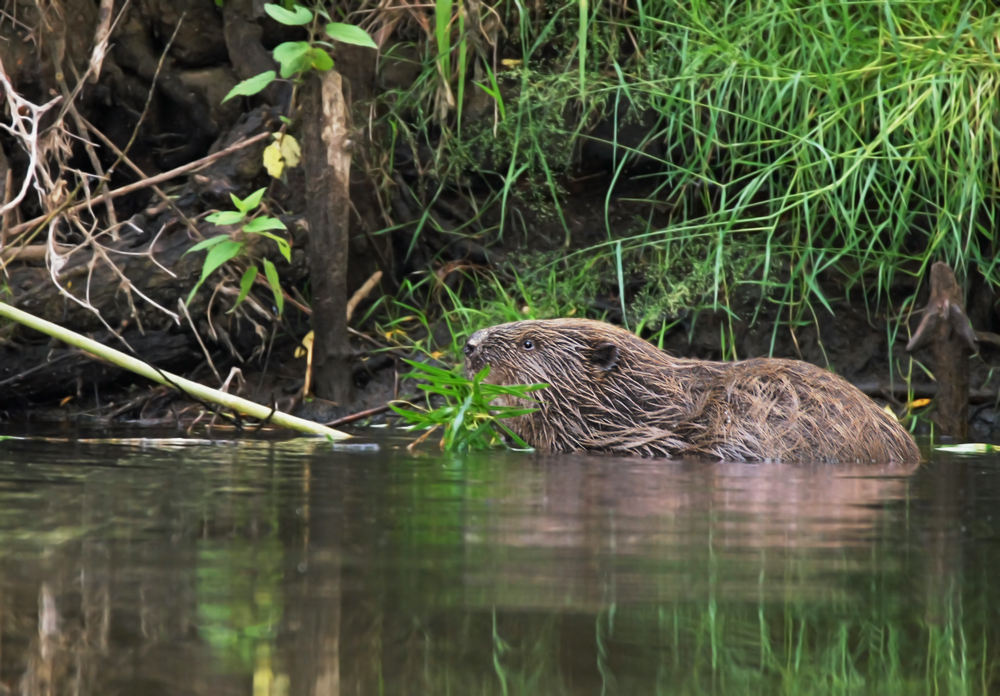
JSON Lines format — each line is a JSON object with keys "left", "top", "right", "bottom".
{"left": 0, "top": 430, "right": 996, "bottom": 695}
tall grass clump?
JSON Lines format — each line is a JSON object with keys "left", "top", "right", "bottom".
{"left": 599, "top": 0, "right": 1000, "bottom": 327}
{"left": 371, "top": 0, "right": 1000, "bottom": 348}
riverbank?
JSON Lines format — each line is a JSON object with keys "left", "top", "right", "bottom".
{"left": 0, "top": 0, "right": 997, "bottom": 442}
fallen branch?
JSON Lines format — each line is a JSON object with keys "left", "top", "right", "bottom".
{"left": 0, "top": 301, "right": 350, "bottom": 440}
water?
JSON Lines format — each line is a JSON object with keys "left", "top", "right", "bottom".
{"left": 0, "top": 432, "right": 996, "bottom": 695}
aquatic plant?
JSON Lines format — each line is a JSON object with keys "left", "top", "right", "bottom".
{"left": 390, "top": 360, "right": 546, "bottom": 452}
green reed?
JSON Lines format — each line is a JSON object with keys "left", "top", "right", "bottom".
{"left": 371, "top": 0, "right": 999, "bottom": 357}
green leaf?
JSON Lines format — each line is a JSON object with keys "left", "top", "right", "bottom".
{"left": 389, "top": 402, "right": 434, "bottom": 425}
{"left": 309, "top": 47, "right": 334, "bottom": 72}
{"left": 183, "top": 235, "right": 230, "bottom": 255}
{"left": 254, "top": 231, "right": 292, "bottom": 262}
{"left": 263, "top": 3, "right": 313, "bottom": 25}
{"left": 228, "top": 266, "right": 259, "bottom": 314}
{"left": 185, "top": 240, "right": 244, "bottom": 305}
{"left": 273, "top": 41, "right": 312, "bottom": 78}
{"left": 401, "top": 358, "right": 460, "bottom": 379}
{"left": 222, "top": 71, "right": 276, "bottom": 102}
{"left": 242, "top": 216, "right": 287, "bottom": 233}
{"left": 325, "top": 23, "right": 377, "bottom": 49}
{"left": 262, "top": 258, "right": 284, "bottom": 315}
{"left": 495, "top": 421, "right": 533, "bottom": 449}
{"left": 206, "top": 210, "right": 245, "bottom": 226}
{"left": 203, "top": 240, "right": 245, "bottom": 279}
{"left": 241, "top": 188, "right": 267, "bottom": 212}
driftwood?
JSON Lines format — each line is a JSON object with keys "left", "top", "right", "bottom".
{"left": 906, "top": 262, "right": 979, "bottom": 438}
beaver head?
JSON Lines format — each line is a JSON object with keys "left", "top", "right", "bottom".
{"left": 463, "top": 318, "right": 700, "bottom": 455}
{"left": 463, "top": 318, "right": 920, "bottom": 463}
{"left": 464, "top": 318, "right": 635, "bottom": 385}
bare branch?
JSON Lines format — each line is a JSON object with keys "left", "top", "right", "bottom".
{"left": 0, "top": 57, "right": 62, "bottom": 219}
{"left": 5, "top": 131, "right": 271, "bottom": 240}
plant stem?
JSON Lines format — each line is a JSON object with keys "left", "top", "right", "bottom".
{"left": 0, "top": 302, "right": 350, "bottom": 440}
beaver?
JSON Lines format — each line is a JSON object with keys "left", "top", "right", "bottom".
{"left": 463, "top": 318, "right": 920, "bottom": 463}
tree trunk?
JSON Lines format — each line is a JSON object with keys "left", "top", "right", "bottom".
{"left": 302, "top": 71, "right": 354, "bottom": 405}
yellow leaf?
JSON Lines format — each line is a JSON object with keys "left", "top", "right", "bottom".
{"left": 294, "top": 330, "right": 314, "bottom": 358}
{"left": 59, "top": 396, "right": 73, "bottom": 406}
{"left": 430, "top": 351, "right": 445, "bottom": 359}
{"left": 501, "top": 59, "right": 522, "bottom": 67}
{"left": 908, "top": 398, "right": 931, "bottom": 409}
{"left": 278, "top": 134, "right": 301, "bottom": 168}
{"left": 263, "top": 141, "right": 285, "bottom": 179}
{"left": 883, "top": 404, "right": 898, "bottom": 422}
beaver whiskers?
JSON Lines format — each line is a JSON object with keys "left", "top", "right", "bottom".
{"left": 464, "top": 318, "right": 919, "bottom": 463}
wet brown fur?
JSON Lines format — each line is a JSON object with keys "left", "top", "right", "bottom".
{"left": 464, "top": 319, "right": 920, "bottom": 463}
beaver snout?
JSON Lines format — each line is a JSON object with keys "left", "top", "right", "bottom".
{"left": 464, "top": 329, "right": 490, "bottom": 356}
{"left": 463, "top": 328, "right": 490, "bottom": 375}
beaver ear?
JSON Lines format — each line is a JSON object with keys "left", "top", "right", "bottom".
{"left": 589, "top": 341, "right": 620, "bottom": 371}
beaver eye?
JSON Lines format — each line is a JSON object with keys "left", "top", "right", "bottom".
{"left": 521, "top": 339, "right": 535, "bottom": 351}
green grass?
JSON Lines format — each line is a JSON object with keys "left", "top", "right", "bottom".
{"left": 367, "top": 0, "right": 999, "bottom": 360}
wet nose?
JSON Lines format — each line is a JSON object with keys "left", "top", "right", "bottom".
{"left": 464, "top": 329, "right": 488, "bottom": 357}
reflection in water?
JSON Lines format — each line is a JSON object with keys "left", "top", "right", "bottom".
{"left": 0, "top": 436, "right": 995, "bottom": 695}
{"left": 464, "top": 457, "right": 920, "bottom": 609}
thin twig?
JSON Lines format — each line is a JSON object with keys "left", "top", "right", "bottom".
{"left": 346, "top": 270, "right": 383, "bottom": 322}
{"left": 88, "top": 0, "right": 118, "bottom": 83}
{"left": 407, "top": 424, "right": 439, "bottom": 451}
{"left": 325, "top": 403, "right": 392, "bottom": 427}
{"left": 57, "top": 92, "right": 117, "bottom": 229}
{"left": 179, "top": 297, "right": 223, "bottom": 385}
{"left": 104, "top": 14, "right": 186, "bottom": 186}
